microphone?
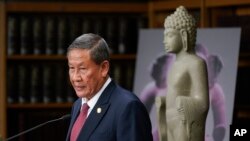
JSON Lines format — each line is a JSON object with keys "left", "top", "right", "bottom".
{"left": 5, "top": 114, "right": 71, "bottom": 141}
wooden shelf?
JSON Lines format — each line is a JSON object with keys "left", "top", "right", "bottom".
{"left": 7, "top": 55, "right": 66, "bottom": 60}
{"left": 111, "top": 54, "right": 136, "bottom": 60}
{"left": 149, "top": 0, "right": 200, "bottom": 12}
{"left": 7, "top": 103, "right": 72, "bottom": 109}
{"left": 7, "top": 54, "right": 136, "bottom": 60}
{"left": 240, "top": 52, "right": 250, "bottom": 58}
{"left": 235, "top": 106, "right": 250, "bottom": 119}
{"left": 6, "top": 2, "right": 147, "bottom": 13}
{"left": 238, "top": 59, "right": 250, "bottom": 67}
{"left": 238, "top": 53, "right": 250, "bottom": 67}
{"left": 206, "top": 0, "right": 250, "bottom": 8}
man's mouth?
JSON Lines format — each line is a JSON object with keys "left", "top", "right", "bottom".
{"left": 74, "top": 86, "right": 84, "bottom": 91}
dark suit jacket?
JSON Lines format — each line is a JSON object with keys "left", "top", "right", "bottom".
{"left": 66, "top": 80, "right": 153, "bottom": 141}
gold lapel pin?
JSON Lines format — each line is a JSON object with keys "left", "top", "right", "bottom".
{"left": 97, "top": 107, "right": 102, "bottom": 114}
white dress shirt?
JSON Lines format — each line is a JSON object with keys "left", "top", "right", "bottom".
{"left": 81, "top": 77, "right": 111, "bottom": 116}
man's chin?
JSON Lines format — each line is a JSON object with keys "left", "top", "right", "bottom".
{"left": 75, "top": 92, "right": 86, "bottom": 98}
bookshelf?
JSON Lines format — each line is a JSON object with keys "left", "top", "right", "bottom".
{"left": 7, "top": 103, "right": 73, "bottom": 109}
{"left": 1, "top": 0, "right": 250, "bottom": 140}
{"left": 6, "top": 2, "right": 147, "bottom": 13}
{"left": 7, "top": 54, "right": 136, "bottom": 61}
{"left": 204, "top": 1, "right": 250, "bottom": 124}
{"left": 0, "top": 1, "right": 147, "bottom": 140}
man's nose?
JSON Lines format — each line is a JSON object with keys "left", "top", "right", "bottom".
{"left": 72, "top": 71, "right": 81, "bottom": 81}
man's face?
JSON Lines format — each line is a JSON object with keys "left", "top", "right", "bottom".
{"left": 163, "top": 28, "right": 183, "bottom": 53}
{"left": 68, "top": 48, "right": 108, "bottom": 100}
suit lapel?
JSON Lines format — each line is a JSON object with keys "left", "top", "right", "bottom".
{"left": 71, "top": 99, "right": 82, "bottom": 124}
{"left": 77, "top": 81, "right": 116, "bottom": 141}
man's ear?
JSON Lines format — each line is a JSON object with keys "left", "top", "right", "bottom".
{"left": 180, "top": 29, "right": 188, "bottom": 52}
{"left": 101, "top": 60, "right": 110, "bottom": 77}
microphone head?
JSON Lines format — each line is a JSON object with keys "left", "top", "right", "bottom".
{"left": 61, "top": 114, "right": 71, "bottom": 120}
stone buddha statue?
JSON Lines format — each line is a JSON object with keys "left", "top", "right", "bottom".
{"left": 156, "top": 6, "right": 209, "bottom": 141}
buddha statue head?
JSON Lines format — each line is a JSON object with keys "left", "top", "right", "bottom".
{"left": 164, "top": 6, "right": 197, "bottom": 53}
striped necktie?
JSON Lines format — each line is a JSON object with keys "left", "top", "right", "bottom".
{"left": 70, "top": 103, "right": 89, "bottom": 141}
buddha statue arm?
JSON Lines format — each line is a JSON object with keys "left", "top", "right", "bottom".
{"left": 174, "top": 59, "right": 209, "bottom": 140}
{"left": 189, "top": 58, "right": 209, "bottom": 114}
{"left": 155, "top": 96, "right": 167, "bottom": 141}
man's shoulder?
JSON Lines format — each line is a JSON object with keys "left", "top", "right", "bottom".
{"left": 112, "top": 85, "right": 140, "bottom": 103}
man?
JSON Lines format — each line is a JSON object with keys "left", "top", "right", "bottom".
{"left": 66, "top": 33, "right": 153, "bottom": 141}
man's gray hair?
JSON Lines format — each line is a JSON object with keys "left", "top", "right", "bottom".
{"left": 67, "top": 33, "right": 110, "bottom": 64}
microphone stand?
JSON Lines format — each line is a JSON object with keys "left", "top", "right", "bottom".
{"left": 5, "top": 114, "right": 70, "bottom": 141}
